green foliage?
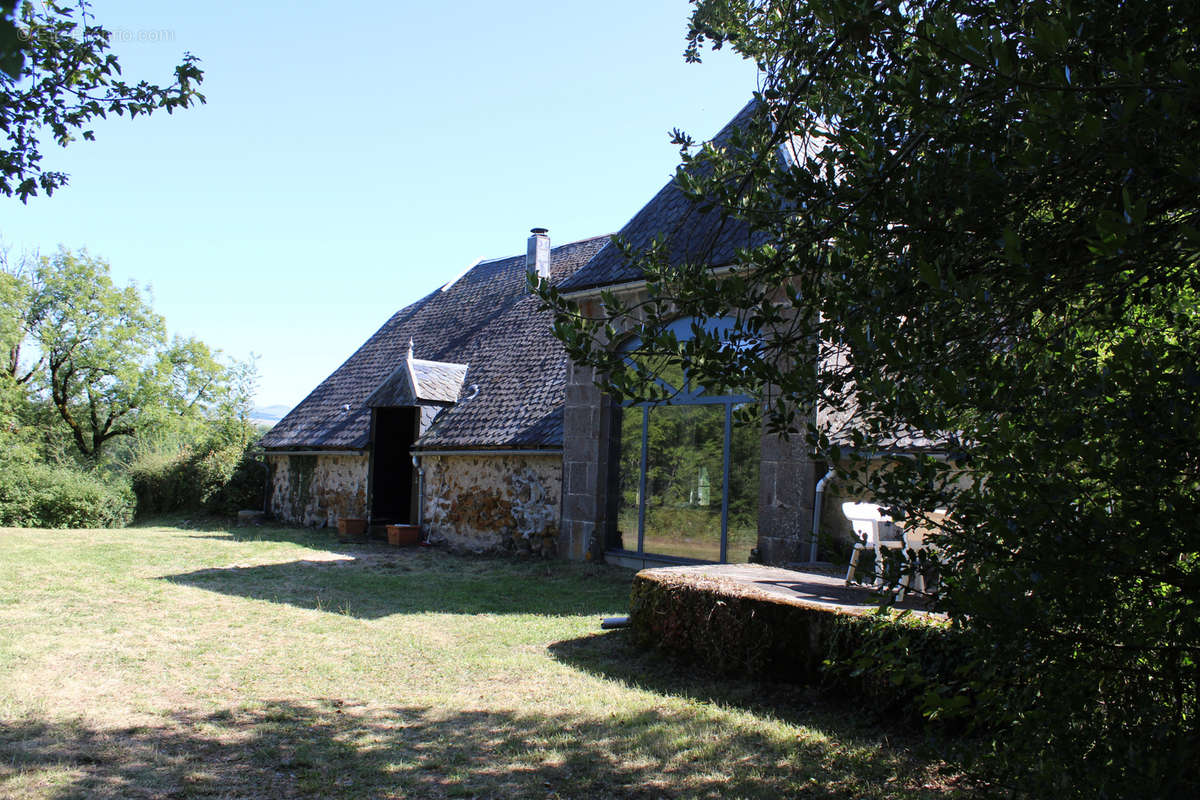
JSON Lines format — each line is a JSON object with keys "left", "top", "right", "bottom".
{"left": 0, "top": 452, "right": 132, "bottom": 528}
{"left": 3, "top": 248, "right": 254, "bottom": 461}
{"left": 629, "top": 569, "right": 966, "bottom": 719}
{"left": 128, "top": 421, "right": 265, "bottom": 517}
{"left": 1, "top": 246, "right": 260, "bottom": 526}
{"left": 0, "top": 0, "right": 204, "bottom": 201}
{"left": 0, "top": 1, "right": 25, "bottom": 79}
{"left": 35, "top": 249, "right": 170, "bottom": 458}
{"left": 545, "top": 0, "right": 1200, "bottom": 794}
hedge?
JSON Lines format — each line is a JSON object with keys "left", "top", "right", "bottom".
{"left": 628, "top": 567, "right": 971, "bottom": 721}
{"left": 0, "top": 460, "right": 135, "bottom": 529}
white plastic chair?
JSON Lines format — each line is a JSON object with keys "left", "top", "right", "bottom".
{"left": 896, "top": 509, "right": 947, "bottom": 600}
{"left": 842, "top": 502, "right": 903, "bottom": 586}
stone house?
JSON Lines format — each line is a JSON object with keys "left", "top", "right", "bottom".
{"left": 259, "top": 232, "right": 609, "bottom": 553}
{"left": 552, "top": 102, "right": 944, "bottom": 569}
{"left": 263, "top": 101, "right": 910, "bottom": 566}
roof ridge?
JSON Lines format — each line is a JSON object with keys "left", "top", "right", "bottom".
{"left": 556, "top": 233, "right": 616, "bottom": 246}
{"left": 411, "top": 356, "right": 468, "bottom": 367}
{"left": 558, "top": 99, "right": 763, "bottom": 293}
{"left": 479, "top": 232, "right": 617, "bottom": 265}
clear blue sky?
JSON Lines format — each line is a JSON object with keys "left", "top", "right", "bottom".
{"left": 0, "top": 1, "right": 759, "bottom": 409}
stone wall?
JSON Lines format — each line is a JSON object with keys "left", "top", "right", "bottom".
{"left": 756, "top": 431, "right": 817, "bottom": 564}
{"left": 267, "top": 453, "right": 368, "bottom": 527}
{"left": 421, "top": 453, "right": 562, "bottom": 554}
{"left": 560, "top": 362, "right": 617, "bottom": 561}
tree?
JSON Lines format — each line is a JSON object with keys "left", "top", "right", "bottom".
{"left": 0, "top": 245, "right": 44, "bottom": 384}
{"left": 0, "top": 1, "right": 25, "bottom": 78}
{"left": 6, "top": 249, "right": 242, "bottom": 460}
{"left": 543, "top": 0, "right": 1199, "bottom": 795}
{"left": 0, "top": 0, "right": 204, "bottom": 201}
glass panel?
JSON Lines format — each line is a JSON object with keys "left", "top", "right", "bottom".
{"left": 642, "top": 404, "right": 725, "bottom": 561}
{"left": 725, "top": 404, "right": 761, "bottom": 562}
{"left": 648, "top": 356, "right": 688, "bottom": 395}
{"left": 608, "top": 405, "right": 642, "bottom": 552}
{"left": 623, "top": 353, "right": 688, "bottom": 397}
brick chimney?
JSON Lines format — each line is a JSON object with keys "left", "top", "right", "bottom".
{"left": 526, "top": 227, "right": 550, "bottom": 282}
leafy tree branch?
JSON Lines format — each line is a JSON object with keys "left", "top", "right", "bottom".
{"left": 0, "top": 0, "right": 204, "bottom": 201}
{"left": 543, "top": 0, "right": 1200, "bottom": 794}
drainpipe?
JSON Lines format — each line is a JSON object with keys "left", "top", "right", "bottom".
{"left": 260, "top": 456, "right": 272, "bottom": 515}
{"left": 809, "top": 468, "right": 836, "bottom": 563}
{"left": 412, "top": 453, "right": 424, "bottom": 531}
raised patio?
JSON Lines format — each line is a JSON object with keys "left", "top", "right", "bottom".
{"left": 637, "top": 563, "right": 937, "bottom": 614}
{"left": 628, "top": 563, "right": 946, "bottom": 686}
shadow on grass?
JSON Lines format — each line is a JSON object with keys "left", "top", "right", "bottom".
{"left": 135, "top": 516, "right": 385, "bottom": 549}
{"left": 547, "top": 630, "right": 978, "bottom": 788}
{"left": 0, "top": 698, "right": 967, "bottom": 800}
{"left": 161, "top": 545, "right": 633, "bottom": 620}
{"left": 552, "top": 628, "right": 863, "bottom": 730}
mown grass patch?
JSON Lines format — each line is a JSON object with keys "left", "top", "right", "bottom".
{"left": 0, "top": 521, "right": 981, "bottom": 798}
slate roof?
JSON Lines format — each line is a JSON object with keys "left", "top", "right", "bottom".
{"left": 558, "top": 101, "right": 762, "bottom": 293}
{"left": 411, "top": 359, "right": 469, "bottom": 404}
{"left": 365, "top": 352, "right": 468, "bottom": 408}
{"left": 260, "top": 235, "right": 609, "bottom": 452}
{"left": 559, "top": 99, "right": 815, "bottom": 294}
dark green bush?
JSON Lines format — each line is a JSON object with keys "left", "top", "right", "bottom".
{"left": 203, "top": 446, "right": 267, "bottom": 515}
{"left": 128, "top": 431, "right": 264, "bottom": 517}
{"left": 0, "top": 458, "right": 134, "bottom": 528}
{"left": 628, "top": 569, "right": 968, "bottom": 718}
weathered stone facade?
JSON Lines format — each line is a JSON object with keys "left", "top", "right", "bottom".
{"left": 757, "top": 432, "right": 818, "bottom": 564}
{"left": 421, "top": 453, "right": 562, "bottom": 554}
{"left": 560, "top": 363, "right": 618, "bottom": 561}
{"left": 267, "top": 453, "right": 368, "bottom": 527}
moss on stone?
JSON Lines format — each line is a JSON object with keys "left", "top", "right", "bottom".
{"left": 628, "top": 569, "right": 968, "bottom": 721}
{"left": 287, "top": 455, "right": 316, "bottom": 514}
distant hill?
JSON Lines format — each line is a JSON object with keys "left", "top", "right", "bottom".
{"left": 249, "top": 404, "right": 291, "bottom": 427}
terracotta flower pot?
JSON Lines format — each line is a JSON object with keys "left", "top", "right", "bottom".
{"left": 387, "top": 524, "right": 421, "bottom": 547}
{"left": 337, "top": 517, "right": 368, "bottom": 541}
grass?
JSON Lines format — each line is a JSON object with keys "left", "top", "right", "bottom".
{"left": 616, "top": 508, "right": 758, "bottom": 563}
{"left": 0, "top": 520, "right": 977, "bottom": 799}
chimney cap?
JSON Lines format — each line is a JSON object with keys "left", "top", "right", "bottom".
{"left": 526, "top": 228, "right": 551, "bottom": 283}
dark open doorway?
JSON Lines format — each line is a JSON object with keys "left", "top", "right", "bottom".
{"left": 369, "top": 407, "right": 419, "bottom": 530}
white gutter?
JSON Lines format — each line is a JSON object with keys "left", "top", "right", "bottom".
{"left": 559, "top": 264, "right": 738, "bottom": 300}
{"left": 261, "top": 449, "right": 366, "bottom": 457}
{"left": 411, "top": 448, "right": 561, "bottom": 457}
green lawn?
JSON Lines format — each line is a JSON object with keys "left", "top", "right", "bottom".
{"left": 0, "top": 522, "right": 973, "bottom": 799}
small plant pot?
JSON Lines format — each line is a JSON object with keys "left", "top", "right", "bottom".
{"left": 387, "top": 524, "right": 421, "bottom": 547}
{"left": 337, "top": 517, "right": 368, "bottom": 541}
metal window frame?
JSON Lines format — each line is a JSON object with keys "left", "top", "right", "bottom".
{"left": 613, "top": 316, "right": 755, "bottom": 565}
{"left": 621, "top": 391, "right": 752, "bottom": 564}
